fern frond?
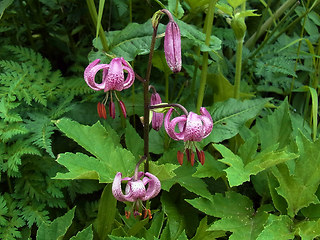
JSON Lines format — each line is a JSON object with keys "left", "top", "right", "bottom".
{"left": 0, "top": 195, "right": 8, "bottom": 226}
{"left": 25, "top": 113, "right": 55, "bottom": 157}
{"left": 62, "top": 77, "right": 94, "bottom": 97}
{"left": 0, "top": 98, "right": 22, "bottom": 123}
{"left": 0, "top": 122, "right": 29, "bottom": 142}
{"left": 6, "top": 140, "right": 41, "bottom": 176}
{"left": 19, "top": 203, "right": 50, "bottom": 227}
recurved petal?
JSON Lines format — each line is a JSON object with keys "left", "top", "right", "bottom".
{"left": 164, "top": 108, "right": 187, "bottom": 141}
{"left": 85, "top": 63, "right": 109, "bottom": 91}
{"left": 184, "top": 112, "right": 205, "bottom": 141}
{"left": 84, "top": 59, "right": 100, "bottom": 80}
{"left": 122, "top": 60, "right": 135, "bottom": 90}
{"left": 112, "top": 172, "right": 133, "bottom": 202}
{"left": 200, "top": 107, "right": 213, "bottom": 138}
{"left": 141, "top": 172, "right": 161, "bottom": 201}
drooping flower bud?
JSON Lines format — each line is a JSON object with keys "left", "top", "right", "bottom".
{"left": 162, "top": 9, "right": 182, "bottom": 73}
{"left": 150, "top": 92, "right": 164, "bottom": 131}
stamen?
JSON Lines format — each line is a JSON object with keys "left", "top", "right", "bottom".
{"left": 125, "top": 211, "right": 131, "bottom": 219}
{"left": 190, "top": 151, "right": 195, "bottom": 166}
{"left": 177, "top": 151, "right": 184, "bottom": 165}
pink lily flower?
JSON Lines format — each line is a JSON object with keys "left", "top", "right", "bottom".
{"left": 112, "top": 171, "right": 161, "bottom": 218}
{"left": 164, "top": 107, "right": 213, "bottom": 165}
{"left": 84, "top": 58, "right": 134, "bottom": 119}
{"left": 150, "top": 92, "right": 164, "bottom": 131}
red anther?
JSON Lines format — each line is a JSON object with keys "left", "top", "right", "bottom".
{"left": 133, "top": 210, "right": 142, "bottom": 218}
{"left": 200, "top": 150, "right": 205, "bottom": 165}
{"left": 97, "top": 102, "right": 107, "bottom": 119}
{"left": 196, "top": 148, "right": 201, "bottom": 163}
{"left": 125, "top": 211, "right": 131, "bottom": 219}
{"left": 186, "top": 148, "right": 190, "bottom": 162}
{"left": 148, "top": 209, "right": 152, "bottom": 219}
{"left": 143, "top": 209, "right": 148, "bottom": 219}
{"left": 190, "top": 152, "right": 195, "bottom": 166}
{"left": 109, "top": 101, "right": 115, "bottom": 119}
{"left": 119, "top": 100, "right": 127, "bottom": 118}
{"left": 177, "top": 151, "right": 184, "bottom": 165}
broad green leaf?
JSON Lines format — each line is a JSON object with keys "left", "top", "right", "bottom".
{"left": 70, "top": 225, "right": 93, "bottom": 240}
{"left": 255, "top": 99, "right": 293, "bottom": 151}
{"left": 193, "top": 152, "right": 226, "bottom": 180}
{"left": 177, "top": 20, "right": 221, "bottom": 52}
{"left": 216, "top": 3, "right": 233, "bottom": 16}
{"left": 187, "top": 192, "right": 269, "bottom": 240}
{"left": 204, "top": 98, "right": 270, "bottom": 144}
{"left": 54, "top": 119, "right": 135, "bottom": 182}
{"left": 192, "top": 216, "right": 226, "bottom": 240}
{"left": 271, "top": 132, "right": 320, "bottom": 216}
{"left": 295, "top": 219, "right": 320, "bottom": 240}
{"left": 92, "top": 20, "right": 165, "bottom": 62}
{"left": 256, "top": 215, "right": 294, "bottom": 240}
{"left": 149, "top": 161, "right": 177, "bottom": 182}
{"left": 94, "top": 184, "right": 117, "bottom": 239}
{"left": 37, "top": 208, "right": 75, "bottom": 240}
{"left": 125, "top": 121, "right": 144, "bottom": 159}
{"left": 214, "top": 144, "right": 297, "bottom": 187}
{"left": 149, "top": 129, "right": 166, "bottom": 154}
{"left": 162, "top": 165, "right": 211, "bottom": 199}
{"left": 152, "top": 51, "right": 172, "bottom": 75}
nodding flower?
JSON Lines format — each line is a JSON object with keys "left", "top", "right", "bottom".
{"left": 112, "top": 171, "right": 161, "bottom": 219}
{"left": 162, "top": 9, "right": 182, "bottom": 73}
{"left": 150, "top": 92, "right": 164, "bottom": 131}
{"left": 164, "top": 107, "right": 213, "bottom": 166}
{"left": 84, "top": 58, "right": 134, "bottom": 119}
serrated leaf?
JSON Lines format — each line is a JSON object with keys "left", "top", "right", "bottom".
{"left": 187, "top": 192, "right": 269, "bottom": 240}
{"left": 36, "top": 207, "right": 75, "bottom": 240}
{"left": 227, "top": 0, "right": 246, "bottom": 9}
{"left": 125, "top": 121, "right": 143, "bottom": 159}
{"left": 54, "top": 119, "right": 135, "bottom": 182}
{"left": 204, "top": 98, "right": 270, "bottom": 144}
{"left": 214, "top": 143, "right": 298, "bottom": 187}
{"left": 162, "top": 165, "right": 211, "bottom": 199}
{"left": 256, "top": 215, "right": 294, "bottom": 240}
{"left": 193, "top": 152, "right": 226, "bottom": 180}
{"left": 70, "top": 225, "right": 93, "bottom": 240}
{"left": 271, "top": 132, "right": 320, "bottom": 217}
{"left": 192, "top": 216, "right": 225, "bottom": 240}
{"left": 255, "top": 99, "right": 293, "bottom": 151}
{"left": 295, "top": 219, "right": 320, "bottom": 240}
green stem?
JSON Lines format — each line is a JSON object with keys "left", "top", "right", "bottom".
{"left": 234, "top": 39, "right": 243, "bottom": 99}
{"left": 165, "top": 73, "right": 169, "bottom": 102}
{"left": 245, "top": 0, "right": 297, "bottom": 49}
{"left": 86, "top": 0, "right": 109, "bottom": 52}
{"left": 143, "top": 26, "right": 158, "bottom": 172}
{"left": 196, "top": 0, "right": 217, "bottom": 113}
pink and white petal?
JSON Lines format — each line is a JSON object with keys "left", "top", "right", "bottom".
{"left": 184, "top": 112, "right": 204, "bottom": 141}
{"left": 200, "top": 107, "right": 213, "bottom": 138}
{"left": 126, "top": 180, "right": 146, "bottom": 202}
{"left": 141, "top": 172, "right": 161, "bottom": 201}
{"left": 122, "top": 65, "right": 135, "bottom": 90}
{"left": 164, "top": 108, "right": 186, "bottom": 141}
{"left": 84, "top": 59, "right": 100, "bottom": 79}
{"left": 178, "top": 115, "right": 186, "bottom": 132}
{"left": 112, "top": 172, "right": 133, "bottom": 202}
{"left": 86, "top": 64, "right": 109, "bottom": 91}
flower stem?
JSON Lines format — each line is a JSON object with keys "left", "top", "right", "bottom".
{"left": 234, "top": 39, "right": 243, "bottom": 99}
{"left": 150, "top": 103, "right": 188, "bottom": 116}
{"left": 134, "top": 156, "right": 147, "bottom": 181}
{"left": 196, "top": 0, "right": 217, "bottom": 113}
{"left": 143, "top": 26, "right": 159, "bottom": 172}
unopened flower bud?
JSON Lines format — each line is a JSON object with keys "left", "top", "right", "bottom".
{"left": 150, "top": 92, "right": 164, "bottom": 131}
{"left": 164, "top": 20, "right": 182, "bottom": 73}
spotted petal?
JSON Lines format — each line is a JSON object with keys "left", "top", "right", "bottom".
{"left": 141, "top": 172, "right": 161, "bottom": 201}
{"left": 184, "top": 112, "right": 205, "bottom": 141}
{"left": 112, "top": 172, "right": 133, "bottom": 202}
{"left": 164, "top": 108, "right": 187, "bottom": 141}
{"left": 200, "top": 107, "right": 213, "bottom": 138}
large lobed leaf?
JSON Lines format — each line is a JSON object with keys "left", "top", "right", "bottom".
{"left": 54, "top": 118, "right": 136, "bottom": 183}
{"left": 204, "top": 98, "right": 270, "bottom": 144}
